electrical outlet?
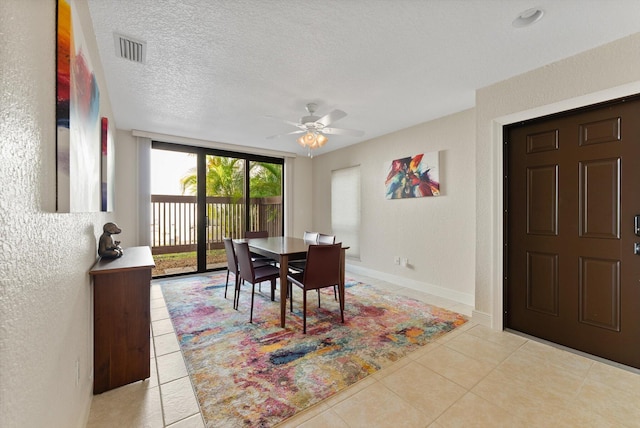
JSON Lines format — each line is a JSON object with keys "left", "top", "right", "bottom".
{"left": 400, "top": 257, "right": 408, "bottom": 267}
{"left": 394, "top": 256, "right": 400, "bottom": 265}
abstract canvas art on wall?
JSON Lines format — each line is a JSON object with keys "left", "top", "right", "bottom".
{"left": 101, "top": 117, "right": 114, "bottom": 212}
{"left": 56, "top": 0, "right": 102, "bottom": 212}
{"left": 384, "top": 151, "right": 440, "bottom": 199}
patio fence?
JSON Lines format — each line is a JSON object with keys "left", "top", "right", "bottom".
{"left": 151, "top": 194, "right": 282, "bottom": 255}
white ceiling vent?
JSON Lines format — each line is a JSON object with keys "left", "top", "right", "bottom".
{"left": 113, "top": 32, "right": 146, "bottom": 64}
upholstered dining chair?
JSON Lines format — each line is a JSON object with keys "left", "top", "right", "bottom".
{"left": 303, "top": 231, "right": 320, "bottom": 242}
{"left": 245, "top": 230, "right": 274, "bottom": 266}
{"left": 317, "top": 233, "right": 336, "bottom": 244}
{"left": 222, "top": 237, "right": 240, "bottom": 306}
{"left": 288, "top": 231, "right": 320, "bottom": 272}
{"left": 289, "top": 233, "right": 338, "bottom": 305}
{"left": 245, "top": 230, "right": 268, "bottom": 239}
{"left": 233, "top": 241, "right": 280, "bottom": 323}
{"left": 287, "top": 243, "right": 344, "bottom": 333}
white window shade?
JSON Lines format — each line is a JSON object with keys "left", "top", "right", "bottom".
{"left": 331, "top": 166, "right": 360, "bottom": 258}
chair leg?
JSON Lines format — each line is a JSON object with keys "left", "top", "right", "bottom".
{"left": 334, "top": 285, "right": 337, "bottom": 301}
{"left": 303, "top": 290, "right": 307, "bottom": 334}
{"left": 235, "top": 277, "right": 244, "bottom": 310}
{"left": 270, "top": 279, "right": 276, "bottom": 301}
{"left": 224, "top": 270, "right": 230, "bottom": 298}
{"left": 289, "top": 281, "right": 293, "bottom": 312}
{"left": 338, "top": 285, "right": 344, "bottom": 323}
{"left": 317, "top": 289, "right": 321, "bottom": 307}
{"left": 250, "top": 283, "right": 256, "bottom": 323}
{"left": 233, "top": 276, "right": 241, "bottom": 310}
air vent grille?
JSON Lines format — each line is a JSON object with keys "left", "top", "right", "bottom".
{"left": 113, "top": 33, "right": 146, "bottom": 64}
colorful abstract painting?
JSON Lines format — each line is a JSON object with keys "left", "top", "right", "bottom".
{"left": 157, "top": 272, "right": 468, "bottom": 427}
{"left": 100, "top": 117, "right": 114, "bottom": 211}
{"left": 385, "top": 151, "right": 440, "bottom": 199}
{"left": 56, "top": 0, "right": 101, "bottom": 212}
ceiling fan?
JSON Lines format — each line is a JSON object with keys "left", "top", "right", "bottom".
{"left": 267, "top": 103, "right": 364, "bottom": 156}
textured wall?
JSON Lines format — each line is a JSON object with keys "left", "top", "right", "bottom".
{"left": 0, "top": 1, "right": 114, "bottom": 427}
{"left": 312, "top": 109, "right": 477, "bottom": 304}
{"left": 475, "top": 32, "right": 640, "bottom": 328}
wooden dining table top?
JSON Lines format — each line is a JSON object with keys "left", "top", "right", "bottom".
{"left": 240, "top": 236, "right": 318, "bottom": 260}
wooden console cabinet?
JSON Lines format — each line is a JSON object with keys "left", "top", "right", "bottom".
{"left": 89, "top": 246, "right": 155, "bottom": 394}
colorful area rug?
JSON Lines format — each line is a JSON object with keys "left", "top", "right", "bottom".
{"left": 157, "top": 272, "right": 468, "bottom": 427}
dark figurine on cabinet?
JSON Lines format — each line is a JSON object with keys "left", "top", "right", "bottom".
{"left": 98, "top": 222, "right": 123, "bottom": 258}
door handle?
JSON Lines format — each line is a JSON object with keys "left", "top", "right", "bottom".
{"left": 635, "top": 243, "right": 640, "bottom": 255}
{"left": 635, "top": 215, "right": 640, "bottom": 236}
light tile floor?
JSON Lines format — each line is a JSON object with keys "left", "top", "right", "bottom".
{"left": 86, "top": 272, "right": 640, "bottom": 427}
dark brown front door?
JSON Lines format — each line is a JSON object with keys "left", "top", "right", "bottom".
{"left": 505, "top": 95, "right": 640, "bottom": 369}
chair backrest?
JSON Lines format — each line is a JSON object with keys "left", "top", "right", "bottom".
{"left": 223, "top": 237, "right": 238, "bottom": 275}
{"left": 302, "top": 243, "right": 342, "bottom": 290}
{"left": 233, "top": 241, "right": 255, "bottom": 282}
{"left": 317, "top": 233, "right": 336, "bottom": 244}
{"left": 246, "top": 230, "right": 268, "bottom": 239}
{"left": 303, "top": 231, "right": 319, "bottom": 243}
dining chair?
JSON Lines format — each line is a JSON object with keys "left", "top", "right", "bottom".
{"left": 289, "top": 233, "right": 338, "bottom": 305}
{"left": 245, "top": 230, "right": 268, "bottom": 239}
{"left": 222, "top": 237, "right": 240, "bottom": 306}
{"left": 245, "top": 230, "right": 275, "bottom": 266}
{"left": 303, "top": 231, "right": 319, "bottom": 243}
{"left": 318, "top": 233, "right": 336, "bottom": 244}
{"left": 288, "top": 231, "right": 319, "bottom": 272}
{"left": 287, "top": 243, "right": 344, "bottom": 334}
{"left": 233, "top": 241, "right": 280, "bottom": 323}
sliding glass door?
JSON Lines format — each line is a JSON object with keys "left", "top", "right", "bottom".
{"left": 150, "top": 147, "right": 199, "bottom": 275}
{"left": 150, "top": 142, "right": 283, "bottom": 277}
{"left": 247, "top": 160, "right": 283, "bottom": 235}
{"left": 203, "top": 154, "right": 246, "bottom": 270}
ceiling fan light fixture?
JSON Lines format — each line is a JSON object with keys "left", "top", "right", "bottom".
{"left": 297, "top": 131, "right": 328, "bottom": 152}
{"left": 298, "top": 131, "right": 315, "bottom": 147}
{"left": 316, "top": 133, "right": 328, "bottom": 147}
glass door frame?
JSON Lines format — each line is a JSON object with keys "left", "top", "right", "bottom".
{"left": 152, "top": 141, "right": 284, "bottom": 274}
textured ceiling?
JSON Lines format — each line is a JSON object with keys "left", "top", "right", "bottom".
{"left": 87, "top": 0, "right": 640, "bottom": 157}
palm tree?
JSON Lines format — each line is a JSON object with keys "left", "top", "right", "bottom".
{"left": 249, "top": 162, "right": 282, "bottom": 197}
{"left": 180, "top": 157, "right": 281, "bottom": 198}
{"left": 180, "top": 156, "right": 282, "bottom": 237}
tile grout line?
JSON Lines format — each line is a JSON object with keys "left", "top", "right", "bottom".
{"left": 154, "top": 284, "right": 207, "bottom": 427}
{"left": 150, "top": 296, "right": 168, "bottom": 428}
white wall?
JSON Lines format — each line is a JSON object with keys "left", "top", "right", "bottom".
{"left": 287, "top": 155, "right": 314, "bottom": 237}
{"left": 312, "top": 109, "right": 477, "bottom": 305}
{"left": 0, "top": 1, "right": 115, "bottom": 427}
{"left": 110, "top": 130, "right": 142, "bottom": 246}
{"left": 475, "top": 32, "right": 640, "bottom": 328}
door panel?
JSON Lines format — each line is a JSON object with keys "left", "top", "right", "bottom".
{"left": 579, "top": 158, "right": 620, "bottom": 239}
{"left": 526, "top": 251, "right": 559, "bottom": 316}
{"left": 505, "top": 96, "right": 640, "bottom": 368}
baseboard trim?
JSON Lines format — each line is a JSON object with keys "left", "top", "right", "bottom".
{"left": 471, "top": 310, "right": 492, "bottom": 328}
{"left": 345, "top": 264, "right": 474, "bottom": 307}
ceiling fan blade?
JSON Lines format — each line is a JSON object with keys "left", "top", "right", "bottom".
{"left": 316, "top": 109, "right": 347, "bottom": 127}
{"left": 266, "top": 129, "right": 305, "bottom": 140}
{"left": 264, "top": 115, "right": 303, "bottom": 128}
{"left": 322, "top": 127, "right": 364, "bottom": 137}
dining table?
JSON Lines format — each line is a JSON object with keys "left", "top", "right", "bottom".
{"left": 241, "top": 236, "right": 348, "bottom": 328}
